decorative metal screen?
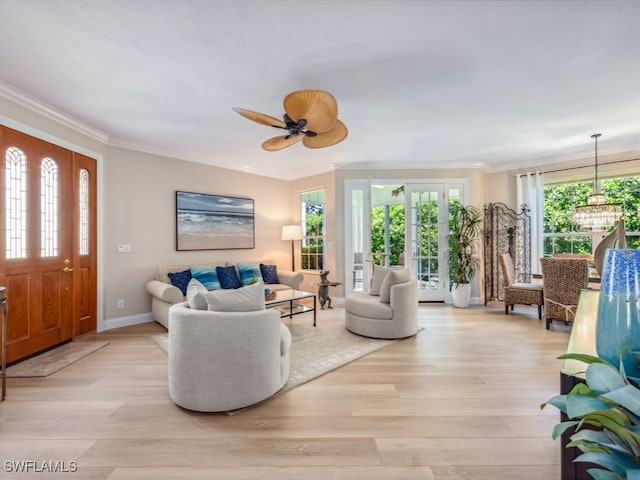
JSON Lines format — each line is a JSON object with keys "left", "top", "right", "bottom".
{"left": 483, "top": 203, "right": 532, "bottom": 303}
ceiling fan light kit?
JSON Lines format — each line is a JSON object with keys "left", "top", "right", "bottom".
{"left": 233, "top": 90, "right": 348, "bottom": 151}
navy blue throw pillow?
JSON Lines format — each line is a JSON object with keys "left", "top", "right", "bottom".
{"left": 168, "top": 269, "right": 192, "bottom": 295}
{"left": 216, "top": 266, "right": 242, "bottom": 289}
{"left": 260, "top": 264, "right": 279, "bottom": 284}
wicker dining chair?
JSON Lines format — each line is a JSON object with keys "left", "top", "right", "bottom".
{"left": 499, "top": 253, "right": 544, "bottom": 320}
{"left": 539, "top": 257, "right": 590, "bottom": 330}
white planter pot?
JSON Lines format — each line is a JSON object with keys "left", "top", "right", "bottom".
{"left": 451, "top": 283, "right": 471, "bottom": 308}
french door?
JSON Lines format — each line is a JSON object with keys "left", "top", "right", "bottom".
{"left": 0, "top": 127, "right": 97, "bottom": 363}
{"left": 404, "top": 184, "right": 447, "bottom": 301}
{"left": 345, "top": 179, "right": 465, "bottom": 302}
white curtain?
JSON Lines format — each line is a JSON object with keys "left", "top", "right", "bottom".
{"left": 516, "top": 171, "right": 544, "bottom": 274}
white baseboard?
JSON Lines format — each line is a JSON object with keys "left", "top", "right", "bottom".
{"left": 99, "top": 312, "right": 154, "bottom": 332}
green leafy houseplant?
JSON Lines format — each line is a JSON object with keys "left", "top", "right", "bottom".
{"left": 447, "top": 204, "right": 483, "bottom": 285}
{"left": 541, "top": 350, "right": 640, "bottom": 480}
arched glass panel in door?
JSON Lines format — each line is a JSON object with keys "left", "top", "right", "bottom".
{"left": 5, "top": 146, "right": 28, "bottom": 259}
{"left": 40, "top": 157, "right": 59, "bottom": 257}
{"left": 79, "top": 168, "right": 90, "bottom": 255}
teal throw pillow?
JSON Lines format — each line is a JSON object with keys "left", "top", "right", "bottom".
{"left": 190, "top": 267, "right": 221, "bottom": 291}
{"left": 237, "top": 263, "right": 262, "bottom": 286}
{"left": 216, "top": 266, "right": 242, "bottom": 289}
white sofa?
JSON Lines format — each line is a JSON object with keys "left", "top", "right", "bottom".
{"left": 168, "top": 301, "right": 291, "bottom": 412}
{"left": 345, "top": 267, "right": 418, "bottom": 339}
{"left": 146, "top": 262, "right": 303, "bottom": 328}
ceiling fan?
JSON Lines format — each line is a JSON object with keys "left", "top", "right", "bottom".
{"left": 233, "top": 90, "right": 348, "bottom": 151}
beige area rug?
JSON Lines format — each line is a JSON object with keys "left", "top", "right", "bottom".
{"left": 152, "top": 307, "right": 416, "bottom": 397}
{"left": 6, "top": 340, "right": 110, "bottom": 377}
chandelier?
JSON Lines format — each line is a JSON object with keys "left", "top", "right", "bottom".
{"left": 573, "top": 133, "right": 621, "bottom": 232}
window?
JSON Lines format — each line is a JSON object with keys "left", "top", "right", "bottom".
{"left": 5, "top": 146, "right": 28, "bottom": 259}
{"left": 79, "top": 169, "right": 90, "bottom": 255}
{"left": 300, "top": 189, "right": 325, "bottom": 270}
{"left": 544, "top": 175, "right": 640, "bottom": 255}
{"left": 40, "top": 157, "right": 59, "bottom": 257}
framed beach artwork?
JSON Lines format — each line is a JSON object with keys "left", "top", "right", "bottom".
{"left": 176, "top": 191, "right": 255, "bottom": 250}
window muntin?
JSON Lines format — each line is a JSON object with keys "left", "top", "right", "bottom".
{"left": 301, "top": 189, "right": 325, "bottom": 271}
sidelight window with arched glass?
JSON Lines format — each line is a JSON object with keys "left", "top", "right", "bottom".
{"left": 5, "top": 146, "right": 28, "bottom": 259}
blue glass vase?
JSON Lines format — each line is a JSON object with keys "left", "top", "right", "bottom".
{"left": 596, "top": 249, "right": 640, "bottom": 379}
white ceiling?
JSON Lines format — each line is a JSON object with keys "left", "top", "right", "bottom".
{"left": 1, "top": 0, "right": 639, "bottom": 180}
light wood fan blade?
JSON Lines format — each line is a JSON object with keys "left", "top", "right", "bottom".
{"left": 303, "top": 120, "right": 348, "bottom": 149}
{"left": 283, "top": 90, "right": 338, "bottom": 133}
{"left": 262, "top": 134, "right": 304, "bottom": 151}
{"left": 233, "top": 107, "right": 286, "bottom": 128}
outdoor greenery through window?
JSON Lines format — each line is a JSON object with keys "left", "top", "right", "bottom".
{"left": 301, "top": 189, "right": 325, "bottom": 270}
{"left": 370, "top": 185, "right": 462, "bottom": 274}
{"left": 544, "top": 175, "right": 640, "bottom": 255}
{"left": 370, "top": 197, "right": 448, "bottom": 268}
{"left": 371, "top": 203, "right": 404, "bottom": 266}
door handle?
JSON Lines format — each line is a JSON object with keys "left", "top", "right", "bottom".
{"left": 62, "top": 259, "right": 74, "bottom": 273}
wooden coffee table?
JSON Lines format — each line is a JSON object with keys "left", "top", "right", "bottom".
{"left": 265, "top": 289, "right": 317, "bottom": 326}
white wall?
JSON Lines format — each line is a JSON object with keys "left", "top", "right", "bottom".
{"left": 103, "top": 146, "right": 292, "bottom": 324}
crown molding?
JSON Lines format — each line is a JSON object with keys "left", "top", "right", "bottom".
{"left": 0, "top": 82, "right": 110, "bottom": 144}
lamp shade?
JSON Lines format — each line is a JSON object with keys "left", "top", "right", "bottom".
{"left": 562, "top": 289, "right": 599, "bottom": 376}
{"left": 282, "top": 225, "right": 303, "bottom": 241}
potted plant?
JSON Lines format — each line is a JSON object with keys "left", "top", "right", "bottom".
{"left": 541, "top": 350, "right": 640, "bottom": 480}
{"left": 447, "top": 203, "right": 482, "bottom": 308}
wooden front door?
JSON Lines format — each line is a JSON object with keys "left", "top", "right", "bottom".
{"left": 0, "top": 127, "right": 97, "bottom": 363}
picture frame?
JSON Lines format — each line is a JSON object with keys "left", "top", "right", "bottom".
{"left": 176, "top": 191, "right": 255, "bottom": 251}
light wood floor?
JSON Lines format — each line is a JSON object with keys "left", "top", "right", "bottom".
{"left": 1, "top": 303, "right": 572, "bottom": 479}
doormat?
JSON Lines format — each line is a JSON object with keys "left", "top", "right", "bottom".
{"left": 5, "top": 340, "right": 110, "bottom": 377}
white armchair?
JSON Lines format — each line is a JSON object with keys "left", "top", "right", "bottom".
{"left": 168, "top": 302, "right": 291, "bottom": 412}
{"left": 345, "top": 267, "right": 418, "bottom": 339}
